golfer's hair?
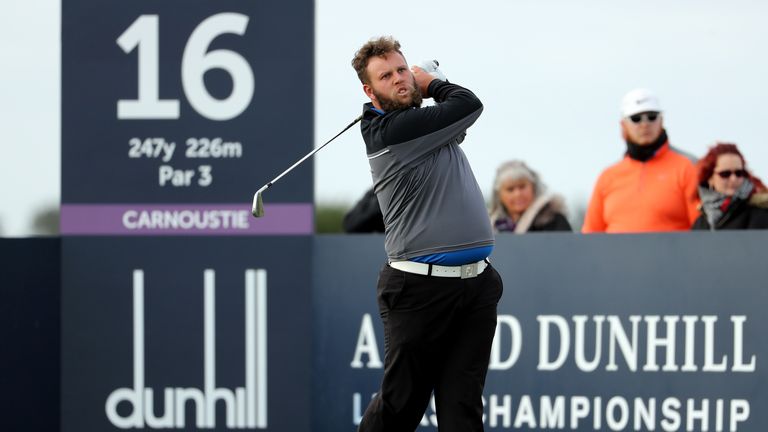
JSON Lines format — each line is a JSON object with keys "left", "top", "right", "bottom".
{"left": 351, "top": 36, "right": 403, "bottom": 84}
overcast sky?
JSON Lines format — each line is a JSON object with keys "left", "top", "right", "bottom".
{"left": 3, "top": 0, "right": 767, "bottom": 236}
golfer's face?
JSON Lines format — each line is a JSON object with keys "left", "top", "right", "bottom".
{"left": 366, "top": 53, "right": 418, "bottom": 108}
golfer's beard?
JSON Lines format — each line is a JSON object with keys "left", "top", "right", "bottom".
{"left": 375, "top": 83, "right": 423, "bottom": 112}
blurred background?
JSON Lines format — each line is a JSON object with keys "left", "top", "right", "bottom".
{"left": 3, "top": 0, "right": 767, "bottom": 236}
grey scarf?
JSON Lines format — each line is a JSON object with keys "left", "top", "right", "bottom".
{"left": 698, "top": 179, "right": 754, "bottom": 230}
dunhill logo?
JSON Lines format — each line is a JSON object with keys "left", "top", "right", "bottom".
{"left": 105, "top": 269, "right": 268, "bottom": 429}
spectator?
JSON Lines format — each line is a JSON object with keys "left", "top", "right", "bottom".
{"left": 692, "top": 142, "right": 768, "bottom": 230}
{"left": 489, "top": 160, "right": 571, "bottom": 233}
{"left": 342, "top": 187, "right": 385, "bottom": 233}
{"left": 583, "top": 88, "right": 699, "bottom": 233}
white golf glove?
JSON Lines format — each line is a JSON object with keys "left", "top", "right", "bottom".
{"left": 418, "top": 60, "right": 447, "bottom": 82}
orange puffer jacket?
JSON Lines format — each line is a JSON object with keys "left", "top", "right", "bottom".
{"left": 583, "top": 143, "right": 699, "bottom": 233}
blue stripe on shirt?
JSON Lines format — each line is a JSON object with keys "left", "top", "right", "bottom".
{"left": 410, "top": 245, "right": 493, "bottom": 265}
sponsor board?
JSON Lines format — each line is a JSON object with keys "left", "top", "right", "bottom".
{"left": 313, "top": 233, "right": 768, "bottom": 431}
{"left": 0, "top": 239, "right": 61, "bottom": 431}
{"left": 104, "top": 269, "right": 267, "bottom": 429}
{"left": 62, "top": 237, "right": 311, "bottom": 431}
{"left": 61, "top": 0, "right": 314, "bottom": 235}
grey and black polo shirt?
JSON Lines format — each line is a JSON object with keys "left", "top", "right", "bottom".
{"left": 360, "top": 79, "right": 494, "bottom": 261}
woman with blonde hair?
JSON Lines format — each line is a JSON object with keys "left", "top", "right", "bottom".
{"left": 490, "top": 160, "right": 571, "bottom": 233}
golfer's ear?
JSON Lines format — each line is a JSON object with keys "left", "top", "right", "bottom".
{"left": 363, "top": 84, "right": 376, "bottom": 101}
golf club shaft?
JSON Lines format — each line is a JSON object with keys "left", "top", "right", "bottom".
{"left": 263, "top": 114, "right": 362, "bottom": 191}
{"left": 252, "top": 114, "right": 363, "bottom": 214}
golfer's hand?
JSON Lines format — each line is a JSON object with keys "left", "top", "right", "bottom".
{"left": 411, "top": 66, "right": 433, "bottom": 99}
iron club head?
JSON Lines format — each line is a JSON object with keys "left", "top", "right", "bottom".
{"left": 252, "top": 185, "right": 268, "bottom": 217}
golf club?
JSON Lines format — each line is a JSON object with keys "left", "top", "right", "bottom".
{"left": 252, "top": 114, "right": 363, "bottom": 217}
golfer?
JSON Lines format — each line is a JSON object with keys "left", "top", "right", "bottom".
{"left": 351, "top": 36, "right": 503, "bottom": 432}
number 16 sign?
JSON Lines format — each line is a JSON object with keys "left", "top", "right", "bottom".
{"left": 61, "top": 1, "right": 314, "bottom": 235}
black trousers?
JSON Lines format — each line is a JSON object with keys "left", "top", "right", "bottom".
{"left": 358, "top": 262, "right": 503, "bottom": 432}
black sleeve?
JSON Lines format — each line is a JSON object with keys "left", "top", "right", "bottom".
{"left": 691, "top": 214, "right": 709, "bottom": 230}
{"left": 529, "top": 213, "right": 573, "bottom": 232}
{"left": 747, "top": 207, "right": 768, "bottom": 229}
{"left": 549, "top": 213, "right": 573, "bottom": 232}
{"left": 374, "top": 80, "right": 483, "bottom": 147}
{"left": 342, "top": 189, "right": 385, "bottom": 233}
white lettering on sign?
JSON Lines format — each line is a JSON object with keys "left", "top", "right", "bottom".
{"left": 105, "top": 269, "right": 268, "bottom": 429}
{"left": 489, "top": 315, "right": 523, "bottom": 370}
{"left": 122, "top": 209, "right": 249, "bottom": 230}
{"left": 352, "top": 394, "right": 751, "bottom": 431}
{"left": 128, "top": 137, "right": 176, "bottom": 162}
{"left": 117, "top": 13, "right": 254, "bottom": 121}
{"left": 350, "top": 313, "right": 757, "bottom": 373}
{"left": 350, "top": 314, "right": 383, "bottom": 369}
{"left": 536, "top": 315, "right": 757, "bottom": 373}
{"left": 158, "top": 165, "right": 196, "bottom": 186}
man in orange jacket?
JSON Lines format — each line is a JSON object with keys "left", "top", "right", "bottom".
{"left": 583, "top": 88, "right": 699, "bottom": 233}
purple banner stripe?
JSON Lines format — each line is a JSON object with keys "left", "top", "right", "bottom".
{"left": 60, "top": 203, "right": 313, "bottom": 235}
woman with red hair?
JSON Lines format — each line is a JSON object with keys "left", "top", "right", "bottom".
{"left": 692, "top": 142, "right": 768, "bottom": 230}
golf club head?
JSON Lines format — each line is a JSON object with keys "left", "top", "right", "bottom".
{"left": 252, "top": 186, "right": 267, "bottom": 218}
{"left": 252, "top": 193, "right": 264, "bottom": 218}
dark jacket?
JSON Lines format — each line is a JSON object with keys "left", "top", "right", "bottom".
{"left": 493, "top": 194, "right": 572, "bottom": 233}
{"left": 342, "top": 188, "right": 385, "bottom": 233}
{"left": 692, "top": 192, "right": 768, "bottom": 230}
{"left": 529, "top": 207, "right": 572, "bottom": 232}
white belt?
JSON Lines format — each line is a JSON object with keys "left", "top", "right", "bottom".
{"left": 388, "top": 259, "right": 488, "bottom": 279}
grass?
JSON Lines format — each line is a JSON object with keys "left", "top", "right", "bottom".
{"left": 315, "top": 204, "right": 348, "bottom": 233}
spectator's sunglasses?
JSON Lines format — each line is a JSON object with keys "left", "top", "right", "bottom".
{"left": 627, "top": 112, "right": 660, "bottom": 123}
{"left": 716, "top": 169, "right": 747, "bottom": 179}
